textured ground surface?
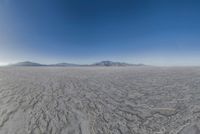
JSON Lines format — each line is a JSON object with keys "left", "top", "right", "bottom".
{"left": 0, "top": 67, "right": 200, "bottom": 134}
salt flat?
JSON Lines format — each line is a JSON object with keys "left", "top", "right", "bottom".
{"left": 0, "top": 67, "right": 200, "bottom": 134}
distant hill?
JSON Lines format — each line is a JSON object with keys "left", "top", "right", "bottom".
{"left": 10, "top": 61, "right": 45, "bottom": 66}
{"left": 10, "top": 61, "right": 145, "bottom": 67}
{"left": 92, "top": 61, "right": 144, "bottom": 67}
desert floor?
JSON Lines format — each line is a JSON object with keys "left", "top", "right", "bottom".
{"left": 0, "top": 67, "right": 200, "bottom": 134}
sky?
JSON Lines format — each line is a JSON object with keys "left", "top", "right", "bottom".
{"left": 0, "top": 0, "right": 200, "bottom": 66}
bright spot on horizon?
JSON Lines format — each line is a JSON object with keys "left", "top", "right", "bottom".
{"left": 0, "top": 62, "right": 8, "bottom": 66}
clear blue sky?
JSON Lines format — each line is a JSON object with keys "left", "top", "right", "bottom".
{"left": 0, "top": 0, "right": 200, "bottom": 65}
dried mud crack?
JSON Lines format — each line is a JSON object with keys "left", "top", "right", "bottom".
{"left": 0, "top": 67, "right": 200, "bottom": 134}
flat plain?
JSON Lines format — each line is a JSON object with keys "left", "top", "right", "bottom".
{"left": 0, "top": 67, "right": 200, "bottom": 134}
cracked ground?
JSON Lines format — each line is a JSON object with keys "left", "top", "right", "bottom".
{"left": 0, "top": 67, "right": 200, "bottom": 134}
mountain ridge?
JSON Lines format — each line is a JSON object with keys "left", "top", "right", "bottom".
{"left": 92, "top": 61, "right": 144, "bottom": 66}
{"left": 9, "top": 61, "right": 145, "bottom": 67}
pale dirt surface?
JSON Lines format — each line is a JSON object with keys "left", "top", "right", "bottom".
{"left": 0, "top": 67, "right": 200, "bottom": 134}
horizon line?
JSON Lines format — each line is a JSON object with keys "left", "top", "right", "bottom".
{"left": 1, "top": 60, "right": 200, "bottom": 67}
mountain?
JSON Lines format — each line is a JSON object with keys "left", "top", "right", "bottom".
{"left": 10, "top": 61, "right": 45, "bottom": 66}
{"left": 9, "top": 61, "right": 145, "bottom": 67}
{"left": 10, "top": 61, "right": 81, "bottom": 67}
{"left": 92, "top": 61, "right": 144, "bottom": 67}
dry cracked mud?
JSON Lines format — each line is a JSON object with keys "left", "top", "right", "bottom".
{"left": 0, "top": 67, "right": 200, "bottom": 134}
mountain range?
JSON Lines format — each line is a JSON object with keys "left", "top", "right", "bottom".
{"left": 9, "top": 61, "right": 145, "bottom": 67}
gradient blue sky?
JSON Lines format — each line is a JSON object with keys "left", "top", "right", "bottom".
{"left": 0, "top": 0, "right": 200, "bottom": 65}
